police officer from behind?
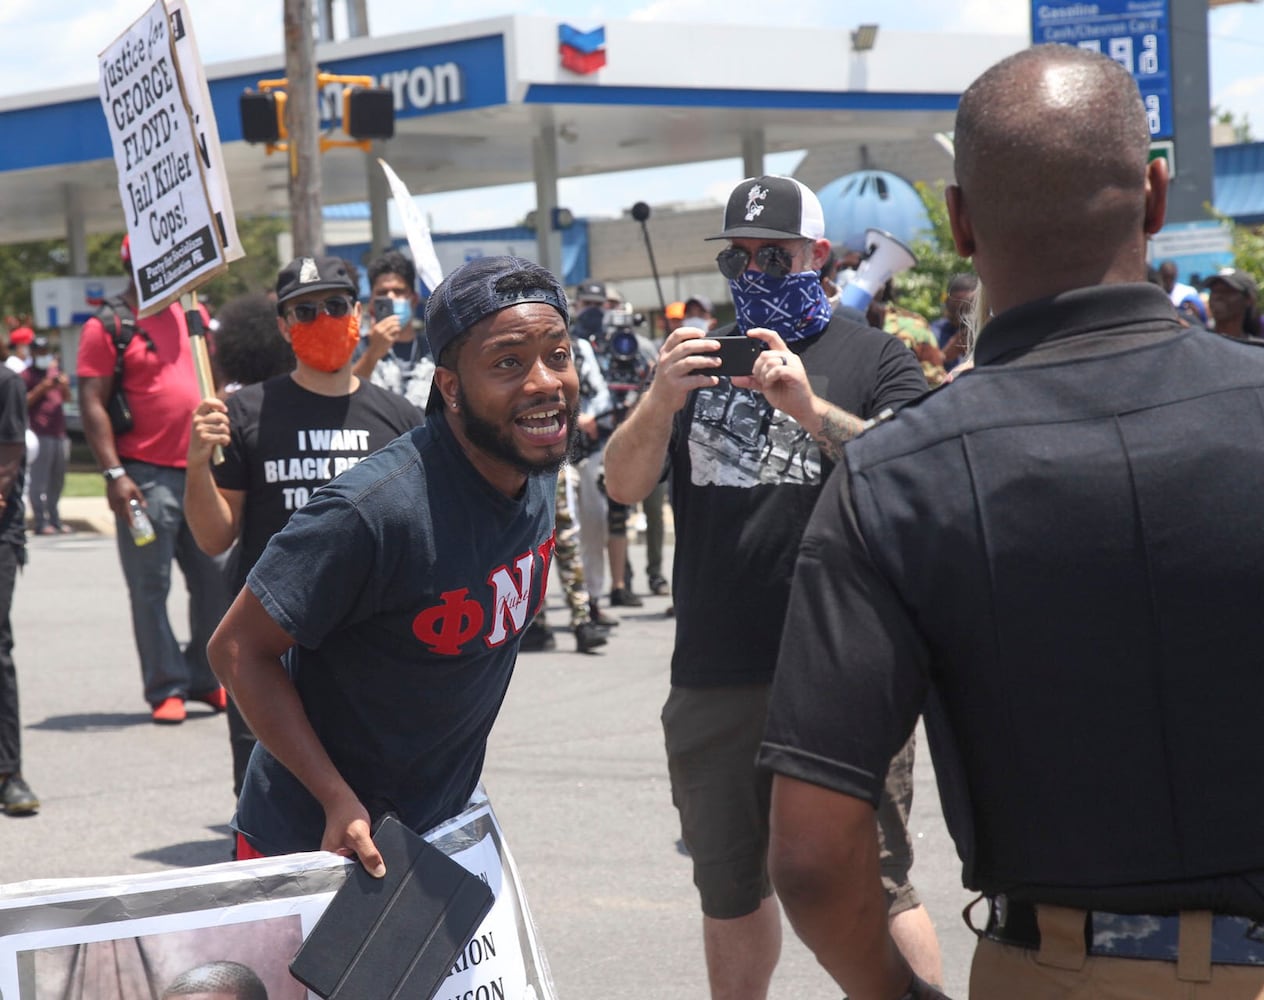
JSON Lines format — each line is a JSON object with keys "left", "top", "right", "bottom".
{"left": 761, "top": 45, "right": 1264, "bottom": 999}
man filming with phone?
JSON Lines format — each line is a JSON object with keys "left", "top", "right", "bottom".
{"left": 604, "top": 175, "right": 937, "bottom": 1000}
{"left": 352, "top": 250, "right": 434, "bottom": 410}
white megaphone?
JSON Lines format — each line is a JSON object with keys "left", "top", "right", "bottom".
{"left": 839, "top": 228, "right": 917, "bottom": 311}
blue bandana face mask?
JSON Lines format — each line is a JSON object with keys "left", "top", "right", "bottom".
{"left": 729, "top": 268, "right": 833, "bottom": 343}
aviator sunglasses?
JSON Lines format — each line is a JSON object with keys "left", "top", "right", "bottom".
{"left": 715, "top": 243, "right": 800, "bottom": 281}
{"left": 285, "top": 295, "right": 355, "bottom": 323}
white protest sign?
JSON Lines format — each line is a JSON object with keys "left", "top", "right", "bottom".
{"left": 167, "top": 0, "right": 243, "bottom": 263}
{"left": 98, "top": 0, "right": 226, "bottom": 317}
{"left": 379, "top": 158, "right": 445, "bottom": 293}
{"left": 0, "top": 789, "right": 556, "bottom": 1000}
{"left": 425, "top": 787, "right": 557, "bottom": 1000}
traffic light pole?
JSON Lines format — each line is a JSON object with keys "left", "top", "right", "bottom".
{"left": 283, "top": 0, "right": 324, "bottom": 256}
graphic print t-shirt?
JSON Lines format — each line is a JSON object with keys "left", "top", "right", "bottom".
{"left": 213, "top": 375, "right": 422, "bottom": 589}
{"left": 668, "top": 315, "right": 927, "bottom": 688}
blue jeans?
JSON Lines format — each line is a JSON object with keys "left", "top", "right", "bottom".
{"left": 116, "top": 461, "right": 229, "bottom": 705}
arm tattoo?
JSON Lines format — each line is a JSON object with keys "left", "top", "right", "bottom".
{"left": 812, "top": 404, "right": 867, "bottom": 464}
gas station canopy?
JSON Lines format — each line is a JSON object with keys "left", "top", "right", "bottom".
{"left": 0, "top": 15, "right": 1026, "bottom": 246}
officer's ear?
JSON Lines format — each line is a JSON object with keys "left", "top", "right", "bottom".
{"left": 946, "top": 185, "right": 976, "bottom": 258}
{"left": 1143, "top": 156, "right": 1168, "bottom": 237}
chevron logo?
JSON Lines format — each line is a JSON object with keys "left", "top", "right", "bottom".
{"left": 559, "top": 24, "right": 606, "bottom": 75}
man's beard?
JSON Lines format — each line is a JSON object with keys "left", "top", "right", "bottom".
{"left": 457, "top": 384, "right": 579, "bottom": 477}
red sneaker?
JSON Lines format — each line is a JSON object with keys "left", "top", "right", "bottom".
{"left": 152, "top": 697, "right": 186, "bottom": 724}
{"left": 191, "top": 687, "right": 228, "bottom": 712}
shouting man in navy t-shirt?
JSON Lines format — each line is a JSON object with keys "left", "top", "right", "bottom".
{"left": 208, "top": 256, "right": 580, "bottom": 876}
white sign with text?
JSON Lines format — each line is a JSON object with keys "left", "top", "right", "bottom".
{"left": 98, "top": 0, "right": 226, "bottom": 316}
{"left": 167, "top": 0, "right": 242, "bottom": 264}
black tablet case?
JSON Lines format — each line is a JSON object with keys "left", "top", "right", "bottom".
{"left": 289, "top": 815, "right": 496, "bottom": 999}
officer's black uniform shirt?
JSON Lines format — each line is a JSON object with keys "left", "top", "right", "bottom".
{"left": 760, "top": 283, "right": 1264, "bottom": 918}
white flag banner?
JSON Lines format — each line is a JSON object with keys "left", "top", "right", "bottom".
{"left": 0, "top": 787, "right": 556, "bottom": 1000}
{"left": 379, "top": 158, "right": 445, "bottom": 294}
{"left": 98, "top": 0, "right": 226, "bottom": 317}
{"left": 167, "top": 0, "right": 243, "bottom": 263}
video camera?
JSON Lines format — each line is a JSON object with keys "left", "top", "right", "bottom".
{"left": 594, "top": 310, "right": 650, "bottom": 393}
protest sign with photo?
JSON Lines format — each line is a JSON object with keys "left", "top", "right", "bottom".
{"left": 98, "top": 0, "right": 227, "bottom": 317}
{"left": 0, "top": 790, "right": 556, "bottom": 1000}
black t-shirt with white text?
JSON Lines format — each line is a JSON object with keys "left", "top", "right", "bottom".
{"left": 213, "top": 375, "right": 422, "bottom": 590}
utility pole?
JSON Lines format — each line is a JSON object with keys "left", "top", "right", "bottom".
{"left": 284, "top": 0, "right": 324, "bottom": 256}
{"left": 334, "top": 0, "right": 389, "bottom": 255}
{"left": 347, "top": 0, "right": 369, "bottom": 37}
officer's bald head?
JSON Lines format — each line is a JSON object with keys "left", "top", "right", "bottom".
{"left": 951, "top": 45, "right": 1155, "bottom": 289}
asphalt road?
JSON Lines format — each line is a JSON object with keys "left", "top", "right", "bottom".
{"left": 0, "top": 524, "right": 978, "bottom": 998}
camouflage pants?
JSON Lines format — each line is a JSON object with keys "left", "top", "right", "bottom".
{"left": 548, "top": 464, "right": 591, "bottom": 628}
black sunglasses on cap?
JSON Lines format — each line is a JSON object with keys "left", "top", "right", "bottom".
{"left": 715, "top": 244, "right": 799, "bottom": 281}
{"left": 285, "top": 295, "right": 355, "bottom": 324}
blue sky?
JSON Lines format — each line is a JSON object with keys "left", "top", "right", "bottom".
{"left": 3, "top": 1, "right": 1262, "bottom": 231}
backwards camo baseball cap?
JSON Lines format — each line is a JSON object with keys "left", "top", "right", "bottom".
{"left": 422, "top": 256, "right": 570, "bottom": 416}
{"left": 707, "top": 175, "right": 826, "bottom": 242}
{"left": 425, "top": 255, "right": 569, "bottom": 361}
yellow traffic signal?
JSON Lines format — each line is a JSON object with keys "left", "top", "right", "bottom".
{"left": 343, "top": 86, "right": 394, "bottom": 141}
{"left": 239, "top": 89, "right": 287, "bottom": 147}
{"left": 238, "top": 72, "right": 393, "bottom": 155}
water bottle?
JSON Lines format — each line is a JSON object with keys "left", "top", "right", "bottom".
{"left": 127, "top": 498, "right": 156, "bottom": 547}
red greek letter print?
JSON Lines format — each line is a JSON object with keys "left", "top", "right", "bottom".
{"left": 532, "top": 532, "right": 556, "bottom": 616}
{"left": 412, "top": 588, "right": 486, "bottom": 656}
{"left": 485, "top": 551, "right": 537, "bottom": 648}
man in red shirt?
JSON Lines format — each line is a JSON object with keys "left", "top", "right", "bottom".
{"left": 77, "top": 237, "right": 229, "bottom": 724}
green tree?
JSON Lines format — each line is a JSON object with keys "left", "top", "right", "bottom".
{"left": 896, "top": 180, "right": 975, "bottom": 321}
{"left": 1214, "top": 105, "right": 1254, "bottom": 144}
{"left": 1226, "top": 218, "right": 1264, "bottom": 281}
{"left": 198, "top": 215, "right": 288, "bottom": 308}
{"left": 0, "top": 240, "right": 67, "bottom": 326}
{"left": 0, "top": 216, "right": 286, "bottom": 328}
{"left": 1202, "top": 204, "right": 1264, "bottom": 285}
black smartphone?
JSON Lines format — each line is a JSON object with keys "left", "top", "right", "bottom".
{"left": 709, "top": 336, "right": 763, "bottom": 377}
{"left": 371, "top": 296, "right": 394, "bottom": 322}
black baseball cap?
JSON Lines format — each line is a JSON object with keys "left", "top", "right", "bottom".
{"left": 1203, "top": 269, "right": 1259, "bottom": 300}
{"left": 684, "top": 294, "right": 714, "bottom": 315}
{"left": 575, "top": 280, "right": 606, "bottom": 303}
{"left": 423, "top": 256, "right": 569, "bottom": 416}
{"left": 706, "top": 175, "right": 827, "bottom": 242}
{"left": 275, "top": 256, "right": 357, "bottom": 313}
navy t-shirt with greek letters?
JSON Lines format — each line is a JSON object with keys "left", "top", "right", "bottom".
{"left": 233, "top": 409, "right": 556, "bottom": 855}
